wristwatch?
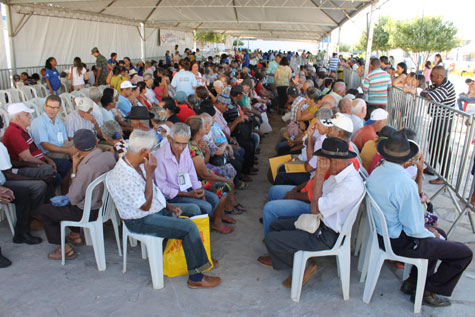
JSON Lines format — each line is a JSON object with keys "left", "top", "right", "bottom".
{"left": 71, "top": 173, "right": 77, "bottom": 178}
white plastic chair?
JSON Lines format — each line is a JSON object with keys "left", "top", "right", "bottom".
{"left": 0, "top": 107, "right": 10, "bottom": 137}
{"left": 362, "top": 192, "right": 428, "bottom": 314}
{"left": 122, "top": 221, "right": 164, "bottom": 289}
{"left": 20, "top": 85, "right": 38, "bottom": 100}
{"left": 33, "top": 84, "right": 48, "bottom": 98}
{"left": 70, "top": 90, "right": 86, "bottom": 98}
{"left": 30, "top": 97, "right": 46, "bottom": 116}
{"left": 0, "top": 203, "right": 16, "bottom": 236}
{"left": 0, "top": 90, "right": 13, "bottom": 106}
{"left": 290, "top": 189, "right": 366, "bottom": 302}
{"left": 79, "top": 87, "right": 91, "bottom": 98}
{"left": 60, "top": 173, "right": 113, "bottom": 271}
{"left": 23, "top": 101, "right": 39, "bottom": 119}
{"left": 59, "top": 93, "right": 74, "bottom": 118}
{"left": 7, "top": 88, "right": 26, "bottom": 103}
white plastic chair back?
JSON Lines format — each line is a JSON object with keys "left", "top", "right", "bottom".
{"left": 7, "top": 88, "right": 26, "bottom": 103}
{"left": 20, "top": 85, "right": 38, "bottom": 100}
{"left": 34, "top": 84, "right": 48, "bottom": 98}
{"left": 70, "top": 90, "right": 86, "bottom": 98}
{"left": 23, "top": 101, "right": 39, "bottom": 119}
{"left": 59, "top": 93, "right": 74, "bottom": 119}
{"left": 31, "top": 97, "right": 46, "bottom": 116}
{"left": 0, "top": 107, "right": 10, "bottom": 137}
{"left": 0, "top": 90, "right": 13, "bottom": 106}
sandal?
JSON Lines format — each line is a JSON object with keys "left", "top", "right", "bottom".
{"left": 66, "top": 233, "right": 83, "bottom": 245}
{"left": 211, "top": 225, "right": 234, "bottom": 234}
{"left": 223, "top": 216, "right": 236, "bottom": 224}
{"left": 225, "top": 207, "right": 243, "bottom": 215}
{"left": 48, "top": 246, "right": 77, "bottom": 261}
{"left": 233, "top": 203, "right": 247, "bottom": 212}
{"left": 236, "top": 182, "right": 248, "bottom": 190}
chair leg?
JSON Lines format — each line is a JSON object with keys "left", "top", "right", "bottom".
{"left": 413, "top": 263, "right": 428, "bottom": 314}
{"left": 111, "top": 213, "right": 122, "bottom": 256}
{"left": 90, "top": 224, "right": 106, "bottom": 271}
{"left": 403, "top": 263, "right": 412, "bottom": 281}
{"left": 129, "top": 237, "right": 138, "bottom": 247}
{"left": 359, "top": 234, "right": 373, "bottom": 283}
{"left": 141, "top": 242, "right": 147, "bottom": 259}
{"left": 290, "top": 251, "right": 306, "bottom": 302}
{"left": 122, "top": 223, "right": 128, "bottom": 274}
{"left": 354, "top": 212, "right": 367, "bottom": 256}
{"left": 337, "top": 248, "right": 351, "bottom": 300}
{"left": 362, "top": 253, "right": 385, "bottom": 304}
{"left": 84, "top": 228, "right": 93, "bottom": 246}
{"left": 60, "top": 224, "right": 67, "bottom": 266}
{"left": 146, "top": 239, "right": 164, "bottom": 289}
{"left": 5, "top": 205, "right": 16, "bottom": 236}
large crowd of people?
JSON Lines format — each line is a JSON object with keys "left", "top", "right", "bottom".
{"left": 0, "top": 47, "right": 472, "bottom": 306}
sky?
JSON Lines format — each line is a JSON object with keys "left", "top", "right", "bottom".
{"left": 248, "top": 0, "right": 474, "bottom": 53}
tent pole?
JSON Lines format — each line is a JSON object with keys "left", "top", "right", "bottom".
{"left": 336, "top": 27, "right": 341, "bottom": 55}
{"left": 5, "top": 4, "right": 17, "bottom": 84}
{"left": 140, "top": 23, "right": 146, "bottom": 61}
{"left": 364, "top": 0, "right": 377, "bottom": 77}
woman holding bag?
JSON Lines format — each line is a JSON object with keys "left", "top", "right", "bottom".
{"left": 68, "top": 57, "right": 88, "bottom": 91}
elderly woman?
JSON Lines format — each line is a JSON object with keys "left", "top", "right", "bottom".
{"left": 150, "top": 106, "right": 170, "bottom": 148}
{"left": 101, "top": 120, "right": 127, "bottom": 159}
{"left": 186, "top": 116, "right": 246, "bottom": 218}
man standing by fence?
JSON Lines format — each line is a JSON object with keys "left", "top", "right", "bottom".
{"left": 420, "top": 66, "right": 456, "bottom": 184}
{"left": 362, "top": 58, "right": 392, "bottom": 120}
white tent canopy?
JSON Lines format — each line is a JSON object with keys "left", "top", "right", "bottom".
{"left": 1, "top": 0, "right": 373, "bottom": 69}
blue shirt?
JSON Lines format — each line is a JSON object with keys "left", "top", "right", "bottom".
{"left": 108, "top": 58, "right": 117, "bottom": 66}
{"left": 30, "top": 112, "right": 68, "bottom": 153}
{"left": 44, "top": 68, "right": 61, "bottom": 91}
{"left": 117, "top": 95, "right": 132, "bottom": 116}
{"left": 165, "top": 54, "right": 171, "bottom": 65}
{"left": 243, "top": 53, "right": 250, "bottom": 67}
{"left": 170, "top": 70, "right": 198, "bottom": 96}
{"left": 366, "top": 161, "right": 434, "bottom": 239}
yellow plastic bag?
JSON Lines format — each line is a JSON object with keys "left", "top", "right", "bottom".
{"left": 163, "top": 214, "right": 214, "bottom": 277}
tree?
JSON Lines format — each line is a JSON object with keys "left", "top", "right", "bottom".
{"left": 356, "top": 16, "right": 394, "bottom": 53}
{"left": 194, "top": 32, "right": 226, "bottom": 44}
{"left": 392, "top": 16, "right": 460, "bottom": 70}
{"left": 233, "top": 39, "right": 244, "bottom": 47}
{"left": 339, "top": 43, "right": 352, "bottom": 53}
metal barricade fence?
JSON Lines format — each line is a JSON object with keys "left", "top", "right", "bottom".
{"left": 343, "top": 68, "right": 362, "bottom": 90}
{"left": 387, "top": 87, "right": 475, "bottom": 236}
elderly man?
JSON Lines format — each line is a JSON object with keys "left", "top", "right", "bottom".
{"left": 107, "top": 129, "right": 221, "bottom": 288}
{"left": 352, "top": 108, "right": 388, "bottom": 151}
{"left": 117, "top": 81, "right": 135, "bottom": 116}
{"left": 38, "top": 129, "right": 116, "bottom": 260}
{"left": 350, "top": 98, "right": 366, "bottom": 135}
{"left": 367, "top": 132, "right": 472, "bottom": 307}
{"left": 362, "top": 58, "right": 392, "bottom": 120}
{"left": 259, "top": 138, "right": 364, "bottom": 288}
{"left": 154, "top": 123, "right": 219, "bottom": 217}
{"left": 66, "top": 97, "right": 103, "bottom": 139}
{"left": 91, "top": 47, "right": 108, "bottom": 86}
{"left": 420, "top": 65, "right": 457, "bottom": 184}
{"left": 3, "top": 103, "right": 59, "bottom": 187}
{"left": 143, "top": 73, "right": 159, "bottom": 106}
{"left": 329, "top": 81, "right": 346, "bottom": 104}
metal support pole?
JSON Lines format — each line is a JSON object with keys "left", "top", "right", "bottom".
{"left": 326, "top": 34, "right": 330, "bottom": 60}
{"left": 5, "top": 4, "right": 17, "bottom": 82}
{"left": 364, "top": 0, "right": 377, "bottom": 78}
{"left": 140, "top": 23, "right": 146, "bottom": 61}
{"left": 336, "top": 27, "right": 341, "bottom": 55}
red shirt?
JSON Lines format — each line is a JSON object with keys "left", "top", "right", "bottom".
{"left": 3, "top": 122, "right": 45, "bottom": 161}
{"left": 352, "top": 124, "right": 377, "bottom": 151}
{"left": 176, "top": 104, "right": 196, "bottom": 123}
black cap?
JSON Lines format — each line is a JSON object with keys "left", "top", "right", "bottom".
{"left": 287, "top": 86, "right": 299, "bottom": 98}
{"left": 73, "top": 129, "right": 97, "bottom": 152}
{"left": 230, "top": 85, "right": 244, "bottom": 96}
{"left": 125, "top": 106, "right": 153, "bottom": 120}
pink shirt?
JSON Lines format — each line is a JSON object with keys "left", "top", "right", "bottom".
{"left": 154, "top": 142, "right": 202, "bottom": 199}
{"left": 214, "top": 106, "right": 231, "bottom": 136}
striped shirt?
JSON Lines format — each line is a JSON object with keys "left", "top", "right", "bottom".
{"left": 362, "top": 68, "right": 392, "bottom": 106}
{"left": 424, "top": 79, "right": 456, "bottom": 119}
{"left": 329, "top": 57, "right": 339, "bottom": 72}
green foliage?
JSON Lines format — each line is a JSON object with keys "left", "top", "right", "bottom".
{"left": 194, "top": 32, "right": 226, "bottom": 43}
{"left": 339, "top": 43, "right": 352, "bottom": 53}
{"left": 392, "top": 16, "right": 460, "bottom": 69}
{"left": 233, "top": 39, "right": 244, "bottom": 47}
{"left": 356, "top": 16, "right": 394, "bottom": 53}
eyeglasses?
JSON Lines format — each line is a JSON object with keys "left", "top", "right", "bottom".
{"left": 45, "top": 104, "right": 61, "bottom": 110}
{"left": 171, "top": 140, "right": 188, "bottom": 148}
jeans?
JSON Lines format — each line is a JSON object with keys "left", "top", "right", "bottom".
{"left": 263, "top": 185, "right": 311, "bottom": 235}
{"left": 52, "top": 158, "right": 72, "bottom": 185}
{"left": 252, "top": 132, "right": 260, "bottom": 152}
{"left": 457, "top": 95, "right": 475, "bottom": 111}
{"left": 168, "top": 203, "right": 201, "bottom": 217}
{"left": 168, "top": 190, "right": 219, "bottom": 217}
{"left": 124, "top": 209, "right": 211, "bottom": 274}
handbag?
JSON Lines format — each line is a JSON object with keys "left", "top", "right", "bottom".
{"left": 210, "top": 153, "right": 230, "bottom": 166}
{"left": 294, "top": 213, "right": 323, "bottom": 234}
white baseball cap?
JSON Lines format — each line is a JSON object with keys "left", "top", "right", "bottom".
{"left": 75, "top": 97, "right": 93, "bottom": 112}
{"left": 370, "top": 108, "right": 388, "bottom": 121}
{"left": 120, "top": 81, "right": 136, "bottom": 89}
{"left": 7, "top": 103, "right": 34, "bottom": 116}
{"left": 331, "top": 112, "right": 353, "bottom": 133}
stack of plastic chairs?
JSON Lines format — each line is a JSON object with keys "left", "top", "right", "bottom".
{"left": 20, "top": 86, "right": 38, "bottom": 101}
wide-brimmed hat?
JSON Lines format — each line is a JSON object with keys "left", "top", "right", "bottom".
{"left": 125, "top": 106, "right": 153, "bottom": 120}
{"left": 377, "top": 131, "right": 419, "bottom": 163}
{"left": 314, "top": 137, "right": 357, "bottom": 159}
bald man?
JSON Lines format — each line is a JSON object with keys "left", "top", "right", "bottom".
{"left": 329, "top": 81, "right": 346, "bottom": 103}
{"left": 421, "top": 66, "right": 456, "bottom": 184}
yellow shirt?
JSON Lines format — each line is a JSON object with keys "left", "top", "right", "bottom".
{"left": 360, "top": 139, "right": 378, "bottom": 171}
{"left": 111, "top": 75, "right": 127, "bottom": 93}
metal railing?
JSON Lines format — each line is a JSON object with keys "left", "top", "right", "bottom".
{"left": 387, "top": 87, "right": 475, "bottom": 236}
{"left": 343, "top": 68, "right": 362, "bottom": 89}
{"left": 0, "top": 56, "right": 165, "bottom": 90}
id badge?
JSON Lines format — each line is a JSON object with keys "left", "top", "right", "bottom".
{"left": 178, "top": 172, "right": 192, "bottom": 192}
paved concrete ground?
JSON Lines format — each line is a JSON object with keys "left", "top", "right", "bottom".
{"left": 0, "top": 115, "right": 474, "bottom": 316}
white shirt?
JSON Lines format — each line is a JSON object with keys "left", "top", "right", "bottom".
{"left": 106, "top": 158, "right": 167, "bottom": 220}
{"left": 145, "top": 87, "right": 158, "bottom": 105}
{"left": 318, "top": 164, "right": 365, "bottom": 233}
{"left": 71, "top": 67, "right": 86, "bottom": 86}
{"left": 0, "top": 142, "right": 12, "bottom": 185}
{"left": 170, "top": 69, "right": 198, "bottom": 96}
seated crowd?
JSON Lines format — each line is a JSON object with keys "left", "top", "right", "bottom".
{"left": 1, "top": 48, "right": 472, "bottom": 304}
